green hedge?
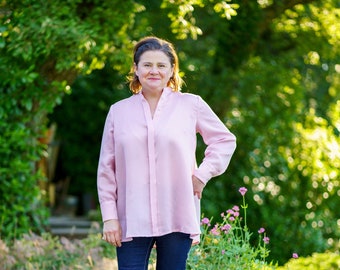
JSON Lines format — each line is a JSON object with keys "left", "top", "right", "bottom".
{"left": 277, "top": 252, "right": 340, "bottom": 270}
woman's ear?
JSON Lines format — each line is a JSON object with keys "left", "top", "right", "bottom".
{"left": 134, "top": 63, "right": 138, "bottom": 76}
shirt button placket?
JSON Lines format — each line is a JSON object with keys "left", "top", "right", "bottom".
{"left": 142, "top": 98, "right": 159, "bottom": 235}
{"left": 148, "top": 123, "right": 159, "bottom": 235}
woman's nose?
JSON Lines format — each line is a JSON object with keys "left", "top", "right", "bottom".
{"left": 150, "top": 66, "right": 158, "bottom": 73}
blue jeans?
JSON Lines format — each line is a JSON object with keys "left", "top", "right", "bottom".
{"left": 116, "top": 232, "right": 192, "bottom": 270}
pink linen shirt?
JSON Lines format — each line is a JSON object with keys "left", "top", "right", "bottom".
{"left": 97, "top": 87, "right": 236, "bottom": 242}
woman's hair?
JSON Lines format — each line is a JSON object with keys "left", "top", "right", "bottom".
{"left": 128, "top": 36, "right": 184, "bottom": 93}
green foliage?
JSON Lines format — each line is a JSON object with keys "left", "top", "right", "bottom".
{"left": 218, "top": 2, "right": 340, "bottom": 263}
{"left": 0, "top": 62, "right": 53, "bottom": 238}
{"left": 0, "top": 0, "right": 141, "bottom": 240}
{"left": 277, "top": 252, "right": 340, "bottom": 270}
{"left": 187, "top": 188, "right": 276, "bottom": 269}
{"left": 218, "top": 54, "right": 338, "bottom": 262}
{"left": 160, "top": 0, "right": 239, "bottom": 40}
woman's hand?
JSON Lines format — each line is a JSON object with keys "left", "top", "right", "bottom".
{"left": 102, "top": 219, "right": 122, "bottom": 247}
{"left": 192, "top": 175, "right": 205, "bottom": 199}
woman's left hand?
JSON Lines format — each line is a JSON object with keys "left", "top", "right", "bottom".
{"left": 192, "top": 175, "right": 205, "bottom": 199}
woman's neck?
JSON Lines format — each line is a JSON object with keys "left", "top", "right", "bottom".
{"left": 141, "top": 88, "right": 162, "bottom": 101}
{"left": 142, "top": 88, "right": 163, "bottom": 118}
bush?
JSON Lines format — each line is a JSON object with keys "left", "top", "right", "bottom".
{"left": 277, "top": 252, "right": 340, "bottom": 270}
{"left": 0, "top": 79, "right": 52, "bottom": 240}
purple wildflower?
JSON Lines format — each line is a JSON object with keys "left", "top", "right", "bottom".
{"left": 292, "top": 253, "right": 299, "bottom": 259}
{"left": 222, "top": 224, "right": 231, "bottom": 233}
{"left": 263, "top": 237, "right": 270, "bottom": 244}
{"left": 239, "top": 187, "right": 248, "bottom": 196}
{"left": 258, "top": 228, "right": 265, "bottom": 234}
{"left": 232, "top": 205, "right": 240, "bottom": 212}
{"left": 201, "top": 217, "right": 210, "bottom": 225}
{"left": 210, "top": 225, "right": 220, "bottom": 236}
{"left": 226, "top": 209, "right": 234, "bottom": 215}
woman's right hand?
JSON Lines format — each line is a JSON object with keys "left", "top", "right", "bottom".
{"left": 102, "top": 219, "right": 122, "bottom": 247}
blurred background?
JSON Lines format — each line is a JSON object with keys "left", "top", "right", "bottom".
{"left": 1, "top": 0, "right": 339, "bottom": 265}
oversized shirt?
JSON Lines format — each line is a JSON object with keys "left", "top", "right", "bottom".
{"left": 97, "top": 87, "right": 236, "bottom": 242}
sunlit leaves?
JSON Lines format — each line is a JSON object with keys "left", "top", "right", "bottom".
{"left": 257, "top": 0, "right": 273, "bottom": 8}
{"left": 161, "top": 0, "right": 203, "bottom": 39}
{"left": 328, "top": 100, "right": 340, "bottom": 132}
{"left": 288, "top": 110, "right": 340, "bottom": 191}
{"left": 304, "top": 51, "right": 320, "bottom": 65}
{"left": 161, "top": 0, "right": 238, "bottom": 39}
{"left": 274, "top": 0, "right": 340, "bottom": 60}
{"left": 213, "top": 1, "right": 239, "bottom": 20}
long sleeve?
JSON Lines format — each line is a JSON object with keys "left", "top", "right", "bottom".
{"left": 193, "top": 96, "right": 236, "bottom": 184}
{"left": 97, "top": 107, "right": 118, "bottom": 221}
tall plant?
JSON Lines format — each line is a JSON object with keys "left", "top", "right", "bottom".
{"left": 188, "top": 187, "right": 275, "bottom": 269}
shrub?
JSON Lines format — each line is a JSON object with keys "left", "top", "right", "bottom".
{"left": 277, "top": 252, "right": 340, "bottom": 270}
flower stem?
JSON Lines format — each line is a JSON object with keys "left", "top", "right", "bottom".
{"left": 242, "top": 195, "right": 247, "bottom": 229}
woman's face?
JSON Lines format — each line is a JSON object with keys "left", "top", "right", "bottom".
{"left": 135, "top": 50, "right": 174, "bottom": 93}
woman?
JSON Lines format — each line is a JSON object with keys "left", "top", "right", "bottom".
{"left": 97, "top": 36, "right": 236, "bottom": 270}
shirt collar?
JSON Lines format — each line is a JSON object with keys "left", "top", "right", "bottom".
{"left": 138, "top": 87, "right": 173, "bottom": 101}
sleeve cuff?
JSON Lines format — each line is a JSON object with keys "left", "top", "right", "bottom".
{"left": 100, "top": 201, "right": 118, "bottom": 222}
{"left": 193, "top": 163, "right": 215, "bottom": 185}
